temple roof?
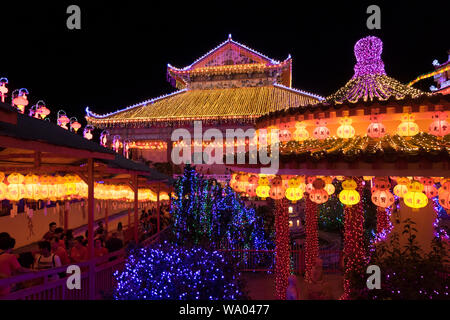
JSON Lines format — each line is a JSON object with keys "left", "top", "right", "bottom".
{"left": 86, "top": 84, "right": 323, "bottom": 127}
{"left": 327, "top": 36, "right": 430, "bottom": 104}
{"left": 167, "top": 35, "right": 292, "bottom": 88}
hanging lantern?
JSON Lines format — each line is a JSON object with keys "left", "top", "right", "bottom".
{"left": 367, "top": 114, "right": 386, "bottom": 138}
{"left": 100, "top": 130, "right": 110, "bottom": 147}
{"left": 371, "top": 177, "right": 394, "bottom": 208}
{"left": 292, "top": 121, "right": 309, "bottom": 142}
{"left": 7, "top": 173, "right": 25, "bottom": 201}
{"left": 83, "top": 125, "right": 94, "bottom": 140}
{"left": 309, "top": 178, "right": 329, "bottom": 204}
{"left": 397, "top": 113, "right": 419, "bottom": 137}
{"left": 269, "top": 176, "right": 285, "bottom": 200}
{"left": 70, "top": 117, "right": 82, "bottom": 133}
{"left": 123, "top": 139, "right": 131, "bottom": 159}
{"left": 0, "top": 77, "right": 8, "bottom": 103}
{"left": 57, "top": 110, "right": 70, "bottom": 129}
{"left": 337, "top": 117, "right": 355, "bottom": 139}
{"left": 438, "top": 181, "right": 450, "bottom": 209}
{"left": 235, "top": 173, "right": 248, "bottom": 193}
{"left": 313, "top": 119, "right": 330, "bottom": 140}
{"left": 339, "top": 179, "right": 360, "bottom": 206}
{"left": 429, "top": 111, "right": 450, "bottom": 137}
{"left": 393, "top": 177, "right": 410, "bottom": 198}
{"left": 246, "top": 175, "right": 259, "bottom": 197}
{"left": 65, "top": 174, "right": 78, "bottom": 197}
{"left": 34, "top": 100, "right": 50, "bottom": 120}
{"left": 24, "top": 174, "right": 40, "bottom": 200}
{"left": 0, "top": 172, "right": 7, "bottom": 200}
{"left": 256, "top": 176, "right": 270, "bottom": 200}
{"left": 38, "top": 175, "right": 50, "bottom": 200}
{"left": 420, "top": 177, "right": 438, "bottom": 199}
{"left": 113, "top": 135, "right": 121, "bottom": 153}
{"left": 403, "top": 181, "right": 428, "bottom": 209}
{"left": 363, "top": 176, "right": 374, "bottom": 181}
{"left": 12, "top": 88, "right": 29, "bottom": 114}
{"left": 285, "top": 177, "right": 303, "bottom": 203}
{"left": 278, "top": 122, "right": 292, "bottom": 142}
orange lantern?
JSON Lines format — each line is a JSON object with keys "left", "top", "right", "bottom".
{"left": 429, "top": 111, "right": 450, "bottom": 137}
{"left": 371, "top": 177, "right": 394, "bottom": 208}
{"left": 24, "top": 174, "right": 40, "bottom": 200}
{"left": 0, "top": 172, "right": 7, "bottom": 200}
{"left": 397, "top": 113, "right": 419, "bottom": 137}
{"left": 420, "top": 177, "right": 438, "bottom": 199}
{"left": 438, "top": 181, "right": 450, "bottom": 209}
{"left": 339, "top": 179, "right": 360, "bottom": 206}
{"left": 337, "top": 117, "right": 355, "bottom": 139}
{"left": 367, "top": 114, "right": 386, "bottom": 138}
{"left": 269, "top": 176, "right": 285, "bottom": 200}
{"left": 278, "top": 122, "right": 292, "bottom": 142}
{"left": 313, "top": 119, "right": 330, "bottom": 140}
{"left": 246, "top": 175, "right": 259, "bottom": 197}
{"left": 7, "top": 173, "right": 25, "bottom": 201}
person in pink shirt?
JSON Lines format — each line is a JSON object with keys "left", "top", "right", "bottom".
{"left": 0, "top": 233, "right": 32, "bottom": 296}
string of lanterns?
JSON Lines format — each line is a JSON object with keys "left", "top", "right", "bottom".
{"left": 229, "top": 172, "right": 450, "bottom": 210}
{"left": 0, "top": 172, "right": 165, "bottom": 203}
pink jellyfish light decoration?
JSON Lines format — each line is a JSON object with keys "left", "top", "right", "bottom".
{"left": 123, "top": 139, "right": 131, "bottom": 158}
{"left": 69, "top": 117, "right": 82, "bottom": 133}
{"left": 57, "top": 110, "right": 70, "bottom": 129}
{"left": 429, "top": 111, "right": 450, "bottom": 137}
{"left": 83, "top": 125, "right": 94, "bottom": 140}
{"left": 112, "top": 135, "right": 121, "bottom": 153}
{"left": 12, "top": 88, "right": 29, "bottom": 114}
{"left": 367, "top": 114, "right": 386, "bottom": 138}
{"left": 0, "top": 77, "right": 9, "bottom": 103}
{"left": 100, "top": 130, "right": 110, "bottom": 147}
{"left": 313, "top": 119, "right": 330, "bottom": 140}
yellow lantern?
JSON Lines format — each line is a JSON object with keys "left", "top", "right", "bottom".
{"left": 397, "top": 113, "right": 419, "bottom": 137}
{"left": 403, "top": 181, "right": 428, "bottom": 209}
{"left": 55, "top": 175, "right": 67, "bottom": 200}
{"left": 285, "top": 177, "right": 303, "bottom": 203}
{"left": 0, "top": 172, "right": 7, "bottom": 200}
{"left": 292, "top": 122, "right": 309, "bottom": 142}
{"left": 38, "top": 175, "right": 50, "bottom": 200}
{"left": 393, "top": 177, "right": 409, "bottom": 198}
{"left": 256, "top": 176, "right": 270, "bottom": 200}
{"left": 339, "top": 179, "right": 360, "bottom": 206}
{"left": 64, "top": 175, "right": 77, "bottom": 196}
{"left": 7, "top": 173, "right": 25, "bottom": 201}
{"left": 337, "top": 117, "right": 355, "bottom": 139}
{"left": 24, "top": 174, "right": 40, "bottom": 200}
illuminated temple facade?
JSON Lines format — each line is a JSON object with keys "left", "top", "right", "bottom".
{"left": 86, "top": 35, "right": 323, "bottom": 168}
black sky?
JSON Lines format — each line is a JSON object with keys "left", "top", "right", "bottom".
{"left": 0, "top": 1, "right": 448, "bottom": 125}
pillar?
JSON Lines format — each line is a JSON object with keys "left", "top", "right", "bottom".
{"left": 87, "top": 158, "right": 95, "bottom": 300}
{"left": 274, "top": 198, "right": 290, "bottom": 300}
{"left": 157, "top": 183, "right": 160, "bottom": 234}
{"left": 305, "top": 195, "right": 319, "bottom": 283}
{"left": 104, "top": 200, "right": 109, "bottom": 234}
{"left": 133, "top": 174, "right": 138, "bottom": 243}
{"left": 342, "top": 178, "right": 366, "bottom": 299}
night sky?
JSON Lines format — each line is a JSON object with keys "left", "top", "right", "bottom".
{"left": 1, "top": 1, "right": 448, "bottom": 125}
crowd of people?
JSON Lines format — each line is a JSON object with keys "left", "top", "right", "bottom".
{"left": 0, "top": 220, "right": 126, "bottom": 296}
{"left": 138, "top": 204, "right": 171, "bottom": 241}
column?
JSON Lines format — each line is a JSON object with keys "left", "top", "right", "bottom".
{"left": 274, "top": 198, "right": 290, "bottom": 300}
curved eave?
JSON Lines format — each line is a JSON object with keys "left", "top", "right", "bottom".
{"left": 85, "top": 89, "right": 188, "bottom": 120}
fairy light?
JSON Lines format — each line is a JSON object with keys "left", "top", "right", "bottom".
{"left": 274, "top": 198, "right": 290, "bottom": 300}
{"left": 305, "top": 195, "right": 319, "bottom": 283}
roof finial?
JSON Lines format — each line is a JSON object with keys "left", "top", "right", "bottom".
{"left": 228, "top": 34, "right": 232, "bottom": 40}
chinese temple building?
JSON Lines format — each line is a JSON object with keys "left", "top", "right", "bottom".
{"left": 85, "top": 35, "right": 323, "bottom": 168}
{"left": 227, "top": 36, "right": 450, "bottom": 299}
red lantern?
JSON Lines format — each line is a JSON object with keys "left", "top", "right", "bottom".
{"left": 367, "top": 114, "right": 386, "bottom": 138}
{"left": 429, "top": 111, "right": 450, "bottom": 137}
{"left": 269, "top": 176, "right": 285, "bottom": 200}
{"left": 309, "top": 178, "right": 328, "bottom": 204}
{"left": 420, "top": 177, "right": 438, "bottom": 199}
{"left": 438, "top": 181, "right": 450, "bottom": 209}
{"left": 12, "top": 88, "right": 29, "bottom": 114}
{"left": 278, "top": 123, "right": 292, "bottom": 142}
{"left": 246, "top": 175, "right": 259, "bottom": 197}
{"left": 372, "top": 190, "right": 394, "bottom": 208}
{"left": 313, "top": 119, "right": 330, "bottom": 140}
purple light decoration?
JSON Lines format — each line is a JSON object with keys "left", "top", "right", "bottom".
{"left": 353, "top": 36, "right": 386, "bottom": 78}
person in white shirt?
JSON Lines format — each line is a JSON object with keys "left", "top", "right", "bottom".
{"left": 34, "top": 241, "right": 61, "bottom": 281}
